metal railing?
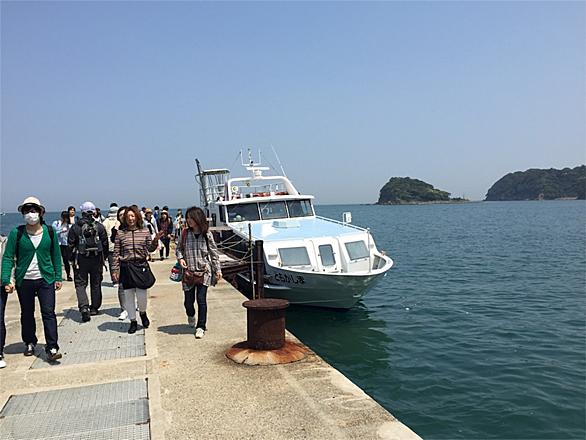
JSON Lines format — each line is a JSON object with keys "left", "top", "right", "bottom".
{"left": 314, "top": 215, "right": 369, "bottom": 232}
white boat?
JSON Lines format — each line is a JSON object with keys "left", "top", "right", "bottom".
{"left": 195, "top": 151, "right": 393, "bottom": 309}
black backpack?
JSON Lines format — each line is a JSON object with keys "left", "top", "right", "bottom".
{"left": 78, "top": 220, "right": 103, "bottom": 256}
{"left": 15, "top": 223, "right": 55, "bottom": 261}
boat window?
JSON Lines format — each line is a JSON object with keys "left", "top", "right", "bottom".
{"left": 278, "top": 247, "right": 311, "bottom": 266}
{"left": 227, "top": 203, "right": 260, "bottom": 222}
{"left": 318, "top": 244, "right": 336, "bottom": 267}
{"left": 287, "top": 200, "right": 313, "bottom": 217}
{"left": 219, "top": 206, "right": 225, "bottom": 223}
{"left": 259, "top": 201, "right": 287, "bottom": 220}
{"left": 345, "top": 240, "right": 369, "bottom": 261}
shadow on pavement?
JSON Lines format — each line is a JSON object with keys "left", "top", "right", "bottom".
{"left": 157, "top": 324, "right": 194, "bottom": 335}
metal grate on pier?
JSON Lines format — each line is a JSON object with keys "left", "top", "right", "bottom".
{"left": 0, "top": 379, "right": 150, "bottom": 440}
{"left": 31, "top": 307, "right": 145, "bottom": 369}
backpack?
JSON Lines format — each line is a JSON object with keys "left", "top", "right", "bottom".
{"left": 15, "top": 223, "right": 55, "bottom": 261}
{"left": 78, "top": 220, "right": 103, "bottom": 256}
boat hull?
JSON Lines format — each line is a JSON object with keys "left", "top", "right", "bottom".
{"left": 239, "top": 265, "right": 389, "bottom": 309}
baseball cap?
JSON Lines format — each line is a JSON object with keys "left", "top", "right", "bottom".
{"left": 80, "top": 201, "right": 96, "bottom": 213}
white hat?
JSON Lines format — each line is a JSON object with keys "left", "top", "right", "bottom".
{"left": 80, "top": 201, "right": 96, "bottom": 213}
{"left": 18, "top": 196, "right": 45, "bottom": 214}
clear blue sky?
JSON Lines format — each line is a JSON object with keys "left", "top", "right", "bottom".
{"left": 1, "top": 1, "right": 584, "bottom": 211}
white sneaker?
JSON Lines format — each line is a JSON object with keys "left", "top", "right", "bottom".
{"left": 118, "top": 310, "right": 128, "bottom": 320}
{"left": 195, "top": 328, "right": 205, "bottom": 339}
{"left": 0, "top": 356, "right": 6, "bottom": 369}
{"left": 187, "top": 316, "right": 196, "bottom": 328}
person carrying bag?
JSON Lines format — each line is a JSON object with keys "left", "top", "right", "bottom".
{"left": 176, "top": 206, "right": 222, "bottom": 339}
{"left": 112, "top": 205, "right": 162, "bottom": 334}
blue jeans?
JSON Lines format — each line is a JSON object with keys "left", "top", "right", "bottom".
{"left": 0, "top": 290, "right": 7, "bottom": 355}
{"left": 183, "top": 284, "right": 208, "bottom": 330}
{"left": 16, "top": 279, "right": 59, "bottom": 352}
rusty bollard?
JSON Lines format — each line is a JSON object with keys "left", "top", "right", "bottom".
{"left": 225, "top": 298, "right": 307, "bottom": 366}
{"left": 244, "top": 298, "right": 288, "bottom": 349}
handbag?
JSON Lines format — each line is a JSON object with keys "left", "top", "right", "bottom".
{"left": 183, "top": 269, "right": 205, "bottom": 286}
{"left": 125, "top": 261, "right": 156, "bottom": 289}
{"left": 169, "top": 263, "right": 183, "bottom": 282}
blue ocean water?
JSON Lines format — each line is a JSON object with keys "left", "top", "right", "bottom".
{"left": 2, "top": 202, "right": 584, "bottom": 439}
{"left": 1, "top": 212, "right": 65, "bottom": 236}
{"left": 286, "top": 201, "right": 586, "bottom": 440}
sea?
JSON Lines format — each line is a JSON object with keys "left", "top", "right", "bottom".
{"left": 1, "top": 201, "right": 585, "bottom": 439}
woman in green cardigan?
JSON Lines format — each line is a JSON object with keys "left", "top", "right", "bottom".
{"left": 1, "top": 196, "right": 63, "bottom": 363}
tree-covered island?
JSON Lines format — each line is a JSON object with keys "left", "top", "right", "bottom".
{"left": 485, "top": 165, "right": 585, "bottom": 201}
{"left": 376, "top": 177, "right": 467, "bottom": 205}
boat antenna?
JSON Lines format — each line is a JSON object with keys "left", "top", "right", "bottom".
{"left": 271, "top": 145, "right": 287, "bottom": 178}
{"left": 195, "top": 158, "right": 209, "bottom": 207}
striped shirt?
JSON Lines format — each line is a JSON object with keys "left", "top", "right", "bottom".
{"left": 175, "top": 229, "right": 221, "bottom": 288}
{"left": 112, "top": 227, "right": 158, "bottom": 274}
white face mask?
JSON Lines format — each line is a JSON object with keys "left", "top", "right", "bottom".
{"left": 24, "top": 212, "right": 40, "bottom": 225}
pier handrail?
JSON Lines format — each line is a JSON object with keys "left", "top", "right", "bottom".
{"left": 314, "top": 215, "right": 369, "bottom": 232}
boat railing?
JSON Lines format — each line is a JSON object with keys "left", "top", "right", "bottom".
{"left": 315, "top": 215, "right": 369, "bottom": 232}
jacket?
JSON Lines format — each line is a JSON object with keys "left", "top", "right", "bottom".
{"left": 175, "top": 229, "right": 221, "bottom": 288}
{"left": 102, "top": 214, "right": 119, "bottom": 252}
{"left": 112, "top": 227, "right": 158, "bottom": 274}
{"left": 1, "top": 224, "right": 62, "bottom": 287}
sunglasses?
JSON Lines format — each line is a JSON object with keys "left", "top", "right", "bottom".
{"left": 22, "top": 205, "right": 41, "bottom": 214}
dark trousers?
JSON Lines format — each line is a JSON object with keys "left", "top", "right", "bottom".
{"left": 159, "top": 237, "right": 171, "bottom": 258}
{"left": 0, "top": 290, "right": 7, "bottom": 354}
{"left": 74, "top": 254, "right": 103, "bottom": 312}
{"left": 107, "top": 253, "right": 114, "bottom": 274}
{"left": 60, "top": 245, "right": 71, "bottom": 278}
{"left": 16, "top": 279, "right": 59, "bottom": 351}
{"left": 183, "top": 284, "right": 208, "bottom": 330}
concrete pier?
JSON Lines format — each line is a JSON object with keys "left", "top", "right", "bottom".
{"left": 0, "top": 261, "right": 421, "bottom": 439}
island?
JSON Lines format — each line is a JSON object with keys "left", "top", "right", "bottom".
{"left": 485, "top": 165, "right": 585, "bottom": 201}
{"left": 376, "top": 177, "right": 467, "bottom": 205}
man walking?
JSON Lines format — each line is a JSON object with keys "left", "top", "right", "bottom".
{"left": 1, "top": 196, "right": 63, "bottom": 362}
{"left": 68, "top": 202, "right": 108, "bottom": 322}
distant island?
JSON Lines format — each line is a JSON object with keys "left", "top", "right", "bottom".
{"left": 485, "top": 165, "right": 586, "bottom": 201}
{"left": 376, "top": 177, "right": 468, "bottom": 205}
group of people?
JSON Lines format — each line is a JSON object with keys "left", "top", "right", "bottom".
{"left": 0, "top": 196, "right": 222, "bottom": 369}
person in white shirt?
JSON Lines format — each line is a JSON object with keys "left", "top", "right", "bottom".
{"left": 52, "top": 211, "right": 73, "bottom": 281}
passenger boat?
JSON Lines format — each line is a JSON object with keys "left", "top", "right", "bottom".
{"left": 195, "top": 151, "right": 393, "bottom": 309}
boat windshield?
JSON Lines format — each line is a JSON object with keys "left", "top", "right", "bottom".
{"left": 227, "top": 199, "right": 314, "bottom": 223}
{"left": 286, "top": 200, "right": 313, "bottom": 217}
{"left": 259, "top": 201, "right": 287, "bottom": 220}
{"left": 227, "top": 203, "right": 260, "bottom": 222}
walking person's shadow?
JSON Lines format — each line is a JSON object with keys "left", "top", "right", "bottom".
{"left": 157, "top": 324, "right": 194, "bottom": 335}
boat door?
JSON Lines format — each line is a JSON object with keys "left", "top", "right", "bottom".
{"left": 311, "top": 238, "right": 340, "bottom": 273}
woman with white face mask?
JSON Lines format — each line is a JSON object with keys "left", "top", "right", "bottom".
{"left": 0, "top": 196, "right": 63, "bottom": 365}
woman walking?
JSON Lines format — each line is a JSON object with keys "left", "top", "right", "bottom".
{"left": 1, "top": 196, "right": 62, "bottom": 362}
{"left": 52, "top": 211, "right": 73, "bottom": 281}
{"left": 111, "top": 205, "right": 162, "bottom": 334}
{"left": 157, "top": 210, "right": 173, "bottom": 260}
{"left": 106, "top": 206, "right": 129, "bottom": 319}
{"left": 176, "top": 206, "right": 222, "bottom": 339}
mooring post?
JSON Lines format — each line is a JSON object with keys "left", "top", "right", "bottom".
{"left": 253, "top": 240, "right": 264, "bottom": 299}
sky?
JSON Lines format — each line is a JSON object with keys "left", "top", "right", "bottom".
{"left": 1, "top": 1, "right": 584, "bottom": 211}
